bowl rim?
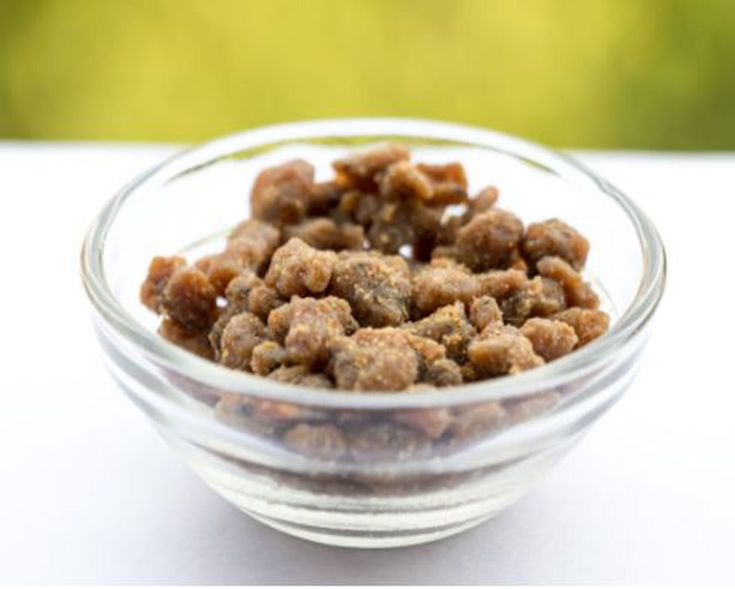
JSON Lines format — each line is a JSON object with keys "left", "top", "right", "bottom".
{"left": 80, "top": 117, "right": 667, "bottom": 409}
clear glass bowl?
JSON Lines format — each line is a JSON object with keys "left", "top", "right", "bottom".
{"left": 80, "top": 119, "right": 666, "bottom": 548}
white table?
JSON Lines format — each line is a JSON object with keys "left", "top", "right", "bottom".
{"left": 1, "top": 144, "right": 733, "bottom": 584}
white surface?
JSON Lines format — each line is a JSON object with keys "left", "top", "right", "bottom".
{"left": 0, "top": 143, "right": 733, "bottom": 585}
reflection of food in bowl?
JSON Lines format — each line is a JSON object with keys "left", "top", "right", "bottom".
{"left": 81, "top": 119, "right": 665, "bottom": 548}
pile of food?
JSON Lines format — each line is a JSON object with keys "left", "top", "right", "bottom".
{"left": 141, "top": 144, "right": 608, "bottom": 393}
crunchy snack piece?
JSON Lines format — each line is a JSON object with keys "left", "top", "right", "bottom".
{"left": 379, "top": 161, "right": 433, "bottom": 200}
{"left": 407, "top": 302, "right": 476, "bottom": 363}
{"left": 478, "top": 268, "right": 529, "bottom": 300}
{"left": 469, "top": 295, "right": 502, "bottom": 331}
{"left": 552, "top": 307, "right": 610, "bottom": 347}
{"left": 250, "top": 341, "right": 288, "bottom": 376}
{"left": 226, "top": 219, "right": 282, "bottom": 272}
{"left": 411, "top": 264, "right": 480, "bottom": 315}
{"left": 265, "top": 237, "right": 338, "bottom": 297}
{"left": 465, "top": 186, "right": 499, "bottom": 218}
{"left": 402, "top": 333, "right": 463, "bottom": 387}
{"left": 268, "top": 296, "right": 357, "bottom": 367}
{"left": 333, "top": 144, "right": 410, "bottom": 189}
{"left": 140, "top": 256, "right": 186, "bottom": 313}
{"left": 468, "top": 325, "right": 544, "bottom": 377}
{"left": 416, "top": 162, "right": 469, "bottom": 205}
{"left": 219, "top": 312, "right": 268, "bottom": 370}
{"left": 424, "top": 358, "right": 463, "bottom": 387}
{"left": 348, "top": 422, "right": 431, "bottom": 461}
{"left": 195, "top": 253, "right": 243, "bottom": 296}
{"left": 247, "top": 285, "right": 286, "bottom": 322}
{"left": 449, "top": 401, "right": 509, "bottom": 440}
{"left": 284, "top": 423, "right": 348, "bottom": 461}
{"left": 523, "top": 218, "right": 589, "bottom": 270}
{"left": 456, "top": 209, "right": 524, "bottom": 271}
{"left": 250, "top": 159, "right": 315, "bottom": 225}
{"left": 158, "top": 317, "right": 214, "bottom": 360}
{"left": 520, "top": 318, "right": 579, "bottom": 361}
{"left": 392, "top": 408, "right": 452, "bottom": 439}
{"left": 161, "top": 266, "right": 217, "bottom": 331}
{"left": 366, "top": 200, "right": 443, "bottom": 255}
{"left": 265, "top": 365, "right": 334, "bottom": 388}
{"left": 330, "top": 251, "right": 411, "bottom": 327}
{"left": 308, "top": 180, "right": 345, "bottom": 216}
{"left": 224, "top": 270, "right": 263, "bottom": 308}
{"left": 537, "top": 255, "right": 599, "bottom": 309}
{"left": 404, "top": 332, "right": 447, "bottom": 366}
{"left": 329, "top": 328, "right": 419, "bottom": 391}
{"left": 284, "top": 217, "right": 364, "bottom": 251}
{"left": 501, "top": 275, "right": 567, "bottom": 327}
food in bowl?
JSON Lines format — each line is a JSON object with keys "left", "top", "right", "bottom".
{"left": 83, "top": 120, "right": 665, "bottom": 547}
{"left": 141, "top": 144, "right": 609, "bottom": 391}
{"left": 137, "top": 144, "right": 611, "bottom": 466}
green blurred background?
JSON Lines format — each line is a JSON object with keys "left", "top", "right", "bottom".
{"left": 1, "top": 0, "right": 734, "bottom": 149}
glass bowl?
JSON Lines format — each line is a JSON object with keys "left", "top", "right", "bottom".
{"left": 80, "top": 118, "right": 666, "bottom": 548}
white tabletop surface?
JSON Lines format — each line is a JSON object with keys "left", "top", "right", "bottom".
{"left": 1, "top": 143, "right": 733, "bottom": 585}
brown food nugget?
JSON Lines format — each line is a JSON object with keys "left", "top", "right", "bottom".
{"left": 449, "top": 401, "right": 509, "bottom": 440}
{"left": 478, "top": 268, "right": 529, "bottom": 301}
{"left": 520, "top": 318, "right": 578, "bottom": 361}
{"left": 247, "top": 284, "right": 286, "bottom": 322}
{"left": 284, "top": 423, "right": 347, "bottom": 461}
{"left": 392, "top": 407, "right": 452, "bottom": 439}
{"left": 269, "top": 296, "right": 357, "bottom": 367}
{"left": 507, "top": 247, "right": 530, "bottom": 273}
{"left": 284, "top": 217, "right": 364, "bottom": 251}
{"left": 379, "top": 161, "right": 433, "bottom": 200}
{"left": 224, "top": 270, "right": 263, "bottom": 308}
{"left": 523, "top": 218, "right": 589, "bottom": 270}
{"left": 330, "top": 252, "right": 411, "bottom": 327}
{"left": 552, "top": 307, "right": 610, "bottom": 347}
{"left": 403, "top": 333, "right": 462, "bottom": 386}
{"left": 469, "top": 295, "right": 503, "bottom": 331}
{"left": 208, "top": 307, "right": 240, "bottom": 358}
{"left": 226, "top": 219, "right": 282, "bottom": 272}
{"left": 537, "top": 255, "right": 599, "bottom": 309}
{"left": 158, "top": 317, "right": 214, "bottom": 360}
{"left": 365, "top": 200, "right": 416, "bottom": 254}
{"left": 329, "top": 328, "right": 419, "bottom": 391}
{"left": 424, "top": 358, "right": 463, "bottom": 387}
{"left": 161, "top": 266, "right": 217, "bottom": 330}
{"left": 411, "top": 265, "right": 480, "bottom": 315}
{"left": 332, "top": 144, "right": 410, "bottom": 189}
{"left": 404, "top": 332, "right": 447, "bottom": 366}
{"left": 140, "top": 256, "right": 186, "bottom": 313}
{"left": 195, "top": 254, "right": 243, "bottom": 296}
{"left": 250, "top": 159, "right": 314, "bottom": 225}
{"left": 348, "top": 422, "right": 431, "bottom": 461}
{"left": 408, "top": 302, "right": 476, "bottom": 363}
{"left": 250, "top": 341, "right": 288, "bottom": 376}
{"left": 500, "top": 276, "right": 567, "bottom": 327}
{"left": 219, "top": 311, "right": 268, "bottom": 370}
{"left": 468, "top": 325, "right": 544, "bottom": 377}
{"left": 308, "top": 180, "right": 345, "bottom": 216}
{"left": 268, "top": 295, "right": 356, "bottom": 341}
{"left": 466, "top": 186, "right": 499, "bottom": 218}
{"left": 267, "top": 365, "right": 333, "bottom": 388}
{"left": 416, "top": 161, "right": 468, "bottom": 205}
{"left": 265, "top": 237, "right": 337, "bottom": 297}
{"left": 456, "top": 209, "right": 524, "bottom": 271}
